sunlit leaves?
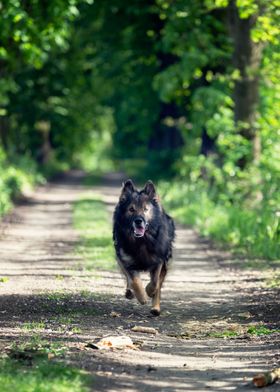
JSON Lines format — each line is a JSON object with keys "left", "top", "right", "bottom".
{"left": 1, "top": 0, "right": 82, "bottom": 70}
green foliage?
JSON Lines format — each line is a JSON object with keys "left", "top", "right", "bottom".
{"left": 159, "top": 177, "right": 280, "bottom": 260}
{"left": 152, "top": 0, "right": 280, "bottom": 260}
{"left": 0, "top": 0, "right": 113, "bottom": 175}
{"left": 0, "top": 0, "right": 279, "bottom": 265}
{"left": 0, "top": 0, "right": 79, "bottom": 69}
{"left": 73, "top": 196, "right": 116, "bottom": 271}
{"left": 0, "top": 147, "right": 43, "bottom": 216}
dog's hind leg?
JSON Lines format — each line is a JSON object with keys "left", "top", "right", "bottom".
{"left": 150, "top": 263, "right": 167, "bottom": 316}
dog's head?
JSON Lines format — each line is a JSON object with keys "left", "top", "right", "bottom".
{"left": 118, "top": 179, "right": 159, "bottom": 238}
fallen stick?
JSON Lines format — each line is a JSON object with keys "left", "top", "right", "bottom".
{"left": 252, "top": 368, "right": 280, "bottom": 388}
{"left": 131, "top": 326, "right": 158, "bottom": 334}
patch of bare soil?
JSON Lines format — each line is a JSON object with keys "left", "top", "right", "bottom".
{"left": 0, "top": 171, "right": 279, "bottom": 391}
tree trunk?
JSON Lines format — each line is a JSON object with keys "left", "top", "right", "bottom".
{"left": 149, "top": 101, "right": 184, "bottom": 151}
{"left": 0, "top": 64, "right": 9, "bottom": 151}
{"left": 0, "top": 117, "right": 9, "bottom": 151}
{"left": 149, "top": 16, "right": 184, "bottom": 154}
{"left": 227, "top": 0, "right": 264, "bottom": 168}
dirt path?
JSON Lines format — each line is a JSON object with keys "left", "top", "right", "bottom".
{"left": 0, "top": 172, "right": 279, "bottom": 391}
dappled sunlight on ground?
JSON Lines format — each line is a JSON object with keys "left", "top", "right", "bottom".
{"left": 0, "top": 172, "right": 279, "bottom": 391}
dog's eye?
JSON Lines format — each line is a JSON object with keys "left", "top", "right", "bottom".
{"left": 144, "top": 207, "right": 149, "bottom": 212}
{"left": 129, "top": 207, "right": 135, "bottom": 213}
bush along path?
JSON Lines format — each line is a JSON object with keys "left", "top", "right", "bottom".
{"left": 0, "top": 171, "right": 279, "bottom": 392}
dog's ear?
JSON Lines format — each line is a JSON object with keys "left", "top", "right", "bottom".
{"left": 122, "top": 179, "right": 135, "bottom": 193}
{"left": 120, "top": 179, "right": 135, "bottom": 201}
{"left": 143, "top": 180, "right": 157, "bottom": 200}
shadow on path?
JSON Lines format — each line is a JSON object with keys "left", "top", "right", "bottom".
{"left": 0, "top": 171, "right": 279, "bottom": 391}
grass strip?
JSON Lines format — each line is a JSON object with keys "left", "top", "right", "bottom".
{"left": 0, "top": 339, "right": 91, "bottom": 392}
{"left": 73, "top": 195, "right": 116, "bottom": 271}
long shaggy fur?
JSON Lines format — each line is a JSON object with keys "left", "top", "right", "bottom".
{"left": 113, "top": 179, "right": 175, "bottom": 315}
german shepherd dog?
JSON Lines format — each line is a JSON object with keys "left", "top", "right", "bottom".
{"left": 113, "top": 179, "right": 175, "bottom": 316}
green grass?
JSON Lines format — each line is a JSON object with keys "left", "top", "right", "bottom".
{"left": 44, "top": 291, "right": 70, "bottom": 302}
{"left": 247, "top": 325, "right": 280, "bottom": 336}
{"left": 0, "top": 338, "right": 91, "bottom": 392}
{"left": 38, "top": 290, "right": 101, "bottom": 316}
{"left": 0, "top": 359, "right": 89, "bottom": 392}
{"left": 208, "top": 330, "right": 240, "bottom": 338}
{"left": 73, "top": 196, "right": 116, "bottom": 271}
{"left": 159, "top": 181, "right": 280, "bottom": 261}
{"left": 22, "top": 322, "right": 46, "bottom": 331}
{"left": 53, "top": 315, "right": 82, "bottom": 334}
{"left": 9, "top": 336, "right": 67, "bottom": 358}
{"left": 266, "top": 273, "right": 280, "bottom": 288}
{"left": 21, "top": 319, "right": 82, "bottom": 335}
{"left": 0, "top": 358, "right": 90, "bottom": 392}
{"left": 208, "top": 324, "right": 280, "bottom": 339}
{"left": 0, "top": 277, "right": 9, "bottom": 283}
{"left": 55, "top": 275, "right": 64, "bottom": 280}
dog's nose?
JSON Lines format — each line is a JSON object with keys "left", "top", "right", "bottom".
{"left": 134, "top": 218, "right": 143, "bottom": 225}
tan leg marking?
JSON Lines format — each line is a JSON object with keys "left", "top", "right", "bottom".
{"left": 145, "top": 281, "right": 156, "bottom": 297}
{"left": 150, "top": 263, "right": 167, "bottom": 316}
{"left": 146, "top": 263, "right": 162, "bottom": 297}
{"left": 131, "top": 276, "right": 147, "bottom": 305}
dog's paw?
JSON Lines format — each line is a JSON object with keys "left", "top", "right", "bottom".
{"left": 150, "top": 308, "right": 161, "bottom": 316}
{"left": 145, "top": 282, "right": 156, "bottom": 298}
{"left": 125, "top": 289, "right": 135, "bottom": 300}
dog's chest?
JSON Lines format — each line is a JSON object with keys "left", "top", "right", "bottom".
{"left": 119, "top": 245, "right": 158, "bottom": 270}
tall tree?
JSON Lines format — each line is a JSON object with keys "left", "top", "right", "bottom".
{"left": 227, "top": 0, "right": 264, "bottom": 168}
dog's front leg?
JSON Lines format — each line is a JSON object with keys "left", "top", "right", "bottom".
{"left": 117, "top": 257, "right": 135, "bottom": 300}
{"left": 147, "top": 263, "right": 167, "bottom": 316}
{"left": 146, "top": 263, "right": 162, "bottom": 298}
{"left": 131, "top": 274, "right": 147, "bottom": 305}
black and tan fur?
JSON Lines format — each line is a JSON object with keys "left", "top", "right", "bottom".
{"left": 113, "top": 179, "right": 175, "bottom": 316}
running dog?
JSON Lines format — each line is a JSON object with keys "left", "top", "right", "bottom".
{"left": 113, "top": 179, "right": 175, "bottom": 315}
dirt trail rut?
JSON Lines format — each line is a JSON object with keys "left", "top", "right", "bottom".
{"left": 0, "top": 172, "right": 279, "bottom": 391}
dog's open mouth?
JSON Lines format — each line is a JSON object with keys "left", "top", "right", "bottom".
{"left": 134, "top": 226, "right": 145, "bottom": 238}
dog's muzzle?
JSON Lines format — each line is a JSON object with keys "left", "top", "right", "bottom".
{"left": 133, "top": 217, "right": 148, "bottom": 238}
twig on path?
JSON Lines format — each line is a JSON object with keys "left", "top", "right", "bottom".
{"left": 131, "top": 326, "right": 158, "bottom": 334}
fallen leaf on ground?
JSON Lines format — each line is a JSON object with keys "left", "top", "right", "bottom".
{"left": 87, "top": 336, "right": 136, "bottom": 350}
{"left": 131, "top": 326, "right": 158, "bottom": 334}
{"left": 110, "top": 311, "right": 121, "bottom": 318}
{"left": 252, "top": 368, "right": 280, "bottom": 387}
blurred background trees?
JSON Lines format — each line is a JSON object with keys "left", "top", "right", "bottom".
{"left": 0, "top": 0, "right": 279, "bottom": 258}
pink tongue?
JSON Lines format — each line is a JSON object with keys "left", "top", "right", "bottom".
{"left": 135, "top": 227, "right": 145, "bottom": 235}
